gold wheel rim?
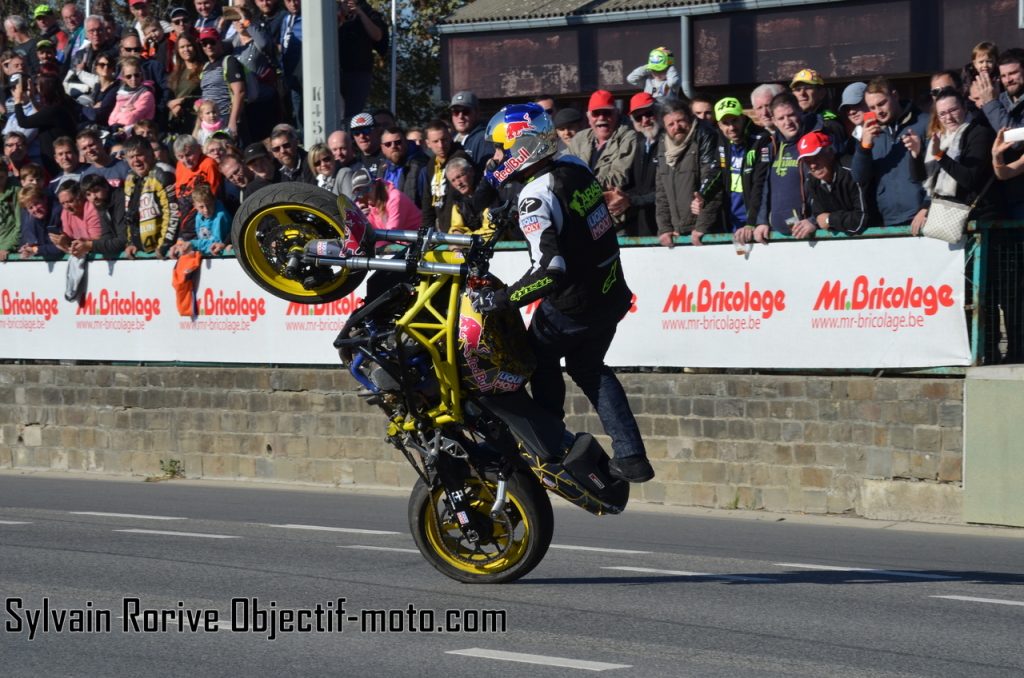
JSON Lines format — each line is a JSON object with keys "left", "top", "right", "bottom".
{"left": 241, "top": 203, "right": 349, "bottom": 299}
{"left": 423, "top": 478, "right": 532, "bottom": 576}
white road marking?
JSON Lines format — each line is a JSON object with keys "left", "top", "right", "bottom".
{"left": 447, "top": 648, "right": 631, "bottom": 671}
{"left": 603, "top": 566, "right": 776, "bottom": 583}
{"left": 931, "top": 595, "right": 1024, "bottom": 607}
{"left": 550, "top": 544, "right": 652, "bottom": 555}
{"left": 0, "top": 520, "right": 31, "bottom": 525}
{"left": 340, "top": 545, "right": 419, "bottom": 553}
{"left": 114, "top": 529, "right": 239, "bottom": 539}
{"left": 266, "top": 523, "right": 401, "bottom": 535}
{"left": 72, "top": 512, "right": 185, "bottom": 520}
{"left": 775, "top": 563, "right": 959, "bottom": 580}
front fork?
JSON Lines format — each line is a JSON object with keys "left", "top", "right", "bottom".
{"left": 432, "top": 448, "right": 512, "bottom": 544}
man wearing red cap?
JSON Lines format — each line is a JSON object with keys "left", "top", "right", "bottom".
{"left": 566, "top": 89, "right": 637, "bottom": 190}
{"left": 798, "top": 130, "right": 877, "bottom": 236}
{"left": 605, "top": 92, "right": 661, "bottom": 237}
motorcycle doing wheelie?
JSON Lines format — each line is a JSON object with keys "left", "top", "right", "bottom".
{"left": 231, "top": 184, "right": 628, "bottom": 583}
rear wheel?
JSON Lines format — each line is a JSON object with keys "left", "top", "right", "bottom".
{"left": 408, "top": 469, "right": 553, "bottom": 584}
{"left": 230, "top": 184, "right": 367, "bottom": 303}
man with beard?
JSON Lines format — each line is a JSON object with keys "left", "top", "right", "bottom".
{"left": 752, "top": 92, "right": 819, "bottom": 242}
{"left": 976, "top": 48, "right": 1024, "bottom": 217}
{"left": 750, "top": 83, "right": 785, "bottom": 135}
{"left": 268, "top": 124, "right": 313, "bottom": 183}
{"left": 449, "top": 90, "right": 490, "bottom": 169}
{"left": 605, "top": 92, "right": 661, "bottom": 237}
{"left": 77, "top": 129, "right": 129, "bottom": 188}
{"left": 798, "top": 130, "right": 877, "bottom": 236}
{"left": 713, "top": 97, "right": 769, "bottom": 240}
{"left": 380, "top": 126, "right": 426, "bottom": 205}
{"left": 655, "top": 97, "right": 720, "bottom": 248}
{"left": 566, "top": 89, "right": 637, "bottom": 190}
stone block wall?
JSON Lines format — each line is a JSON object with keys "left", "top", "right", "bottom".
{"left": 0, "top": 366, "right": 964, "bottom": 522}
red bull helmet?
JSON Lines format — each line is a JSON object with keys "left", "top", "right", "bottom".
{"left": 484, "top": 103, "right": 557, "bottom": 188}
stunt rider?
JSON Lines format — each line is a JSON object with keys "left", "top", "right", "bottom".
{"left": 469, "top": 103, "right": 654, "bottom": 483}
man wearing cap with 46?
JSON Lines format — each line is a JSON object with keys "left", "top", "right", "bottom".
{"left": 33, "top": 5, "right": 69, "bottom": 63}
{"left": 627, "top": 46, "right": 680, "bottom": 101}
{"left": 798, "top": 130, "right": 877, "bottom": 236}
{"left": 713, "top": 96, "right": 769, "bottom": 238}
{"left": 566, "top": 89, "right": 637, "bottom": 190}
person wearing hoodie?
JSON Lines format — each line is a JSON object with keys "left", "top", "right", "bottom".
{"left": 851, "top": 76, "right": 930, "bottom": 229}
{"left": 654, "top": 97, "right": 721, "bottom": 247}
{"left": 752, "top": 92, "right": 819, "bottom": 241}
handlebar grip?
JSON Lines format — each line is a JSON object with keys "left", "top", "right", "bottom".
{"left": 374, "top": 229, "right": 477, "bottom": 248}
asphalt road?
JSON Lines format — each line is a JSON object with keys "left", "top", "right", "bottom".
{"left": 2, "top": 473, "right": 1023, "bottom": 677}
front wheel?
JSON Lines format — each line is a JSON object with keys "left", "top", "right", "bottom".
{"left": 230, "top": 184, "right": 370, "bottom": 303}
{"left": 409, "top": 470, "right": 553, "bottom": 584}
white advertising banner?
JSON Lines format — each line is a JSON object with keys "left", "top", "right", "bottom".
{"left": 1, "top": 237, "right": 970, "bottom": 368}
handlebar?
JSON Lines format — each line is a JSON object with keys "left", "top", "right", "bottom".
{"left": 375, "top": 229, "right": 477, "bottom": 248}
{"left": 303, "top": 253, "right": 468, "bottom": 277}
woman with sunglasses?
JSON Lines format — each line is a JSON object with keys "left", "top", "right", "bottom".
{"left": 79, "top": 55, "right": 121, "bottom": 128}
{"left": 168, "top": 29, "right": 203, "bottom": 134}
{"left": 107, "top": 56, "right": 156, "bottom": 136}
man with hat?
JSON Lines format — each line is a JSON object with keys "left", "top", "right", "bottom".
{"left": 837, "top": 81, "right": 868, "bottom": 145}
{"left": 449, "top": 90, "right": 490, "bottom": 170}
{"left": 797, "top": 130, "right": 876, "bottom": 237}
{"left": 553, "top": 108, "right": 583, "bottom": 150}
{"left": 605, "top": 92, "right": 661, "bottom": 237}
{"left": 242, "top": 142, "right": 280, "bottom": 184}
{"left": 627, "top": 46, "right": 680, "bottom": 101}
{"left": 790, "top": 67, "right": 846, "bottom": 145}
{"left": 35, "top": 39, "right": 61, "bottom": 76}
{"left": 33, "top": 5, "right": 69, "bottom": 63}
{"left": 348, "top": 111, "right": 386, "bottom": 179}
{"left": 713, "top": 96, "right": 769, "bottom": 239}
{"left": 566, "top": 89, "right": 637, "bottom": 190}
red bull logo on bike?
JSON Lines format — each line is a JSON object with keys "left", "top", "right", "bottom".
{"left": 341, "top": 206, "right": 370, "bottom": 256}
{"left": 459, "top": 314, "right": 484, "bottom": 352}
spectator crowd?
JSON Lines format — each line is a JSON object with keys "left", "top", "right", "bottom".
{"left": 2, "top": 9, "right": 1024, "bottom": 359}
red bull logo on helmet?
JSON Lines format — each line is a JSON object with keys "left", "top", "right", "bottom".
{"left": 505, "top": 111, "right": 532, "bottom": 140}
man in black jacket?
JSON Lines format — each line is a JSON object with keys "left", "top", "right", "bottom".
{"left": 606, "top": 92, "right": 660, "bottom": 237}
{"left": 713, "top": 96, "right": 769, "bottom": 239}
{"left": 797, "top": 130, "right": 877, "bottom": 237}
{"left": 380, "top": 126, "right": 426, "bottom": 205}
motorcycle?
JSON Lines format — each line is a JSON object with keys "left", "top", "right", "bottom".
{"left": 231, "top": 184, "right": 629, "bottom": 583}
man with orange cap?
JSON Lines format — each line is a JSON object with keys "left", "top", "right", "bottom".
{"left": 565, "top": 89, "right": 637, "bottom": 190}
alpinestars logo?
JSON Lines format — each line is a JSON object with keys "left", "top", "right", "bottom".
{"left": 1, "top": 290, "right": 59, "bottom": 320}
{"left": 814, "top": 276, "right": 954, "bottom": 316}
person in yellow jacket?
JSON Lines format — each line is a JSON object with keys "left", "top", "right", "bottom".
{"left": 121, "top": 137, "right": 180, "bottom": 258}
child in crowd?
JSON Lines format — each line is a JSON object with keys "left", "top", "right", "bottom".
{"left": 627, "top": 47, "right": 681, "bottom": 101}
{"left": 17, "top": 163, "right": 44, "bottom": 190}
{"left": 184, "top": 183, "right": 230, "bottom": 256}
{"left": 194, "top": 100, "right": 226, "bottom": 146}
{"left": 307, "top": 143, "right": 336, "bottom": 192}
{"left": 965, "top": 41, "right": 1000, "bottom": 108}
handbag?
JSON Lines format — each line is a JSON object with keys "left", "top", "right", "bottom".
{"left": 921, "top": 196, "right": 971, "bottom": 243}
{"left": 921, "top": 176, "right": 995, "bottom": 243}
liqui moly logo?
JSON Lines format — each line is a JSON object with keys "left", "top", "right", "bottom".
{"left": 814, "top": 276, "right": 954, "bottom": 316}
{"left": 662, "top": 281, "right": 785, "bottom": 319}
{"left": 199, "top": 289, "right": 265, "bottom": 321}
{"left": 1, "top": 290, "right": 59, "bottom": 320}
{"left": 77, "top": 290, "right": 161, "bottom": 320}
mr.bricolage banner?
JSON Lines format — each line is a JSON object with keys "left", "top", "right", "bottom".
{"left": 0, "top": 237, "right": 970, "bottom": 368}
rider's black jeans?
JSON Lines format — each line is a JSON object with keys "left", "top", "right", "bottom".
{"left": 526, "top": 300, "right": 647, "bottom": 460}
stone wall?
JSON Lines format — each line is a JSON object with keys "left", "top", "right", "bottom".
{"left": 0, "top": 366, "right": 964, "bottom": 522}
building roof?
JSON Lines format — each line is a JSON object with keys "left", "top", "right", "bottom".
{"left": 441, "top": 0, "right": 724, "bottom": 26}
